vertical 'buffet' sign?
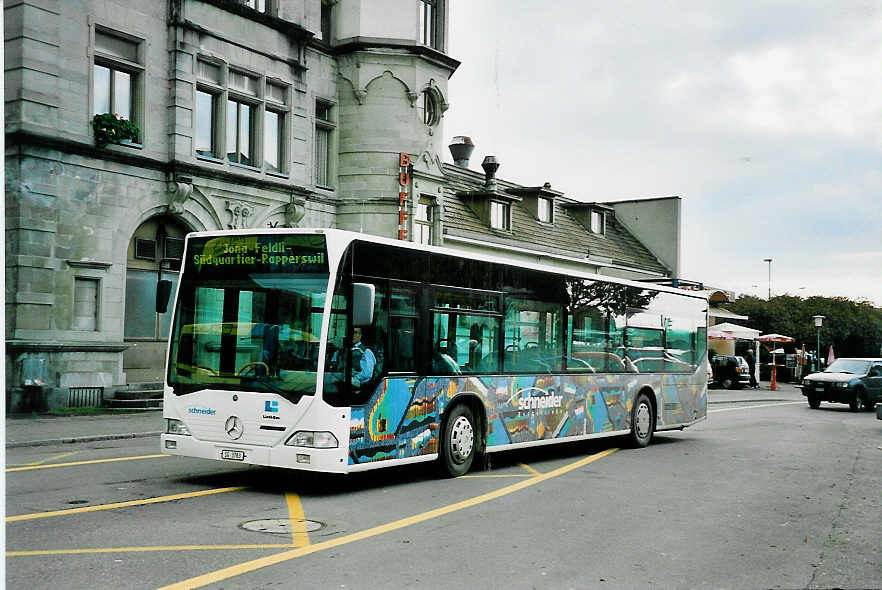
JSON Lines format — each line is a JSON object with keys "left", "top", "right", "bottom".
{"left": 398, "top": 152, "right": 411, "bottom": 240}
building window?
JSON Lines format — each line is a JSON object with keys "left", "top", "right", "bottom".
{"left": 195, "top": 89, "right": 217, "bottom": 158}
{"left": 240, "top": 0, "right": 269, "bottom": 13}
{"left": 226, "top": 99, "right": 254, "bottom": 166}
{"left": 419, "top": 0, "right": 443, "bottom": 49}
{"left": 264, "top": 110, "right": 281, "bottom": 172}
{"left": 315, "top": 99, "right": 335, "bottom": 189}
{"left": 196, "top": 61, "right": 289, "bottom": 173}
{"left": 92, "top": 28, "right": 143, "bottom": 141}
{"left": 73, "top": 278, "right": 100, "bottom": 331}
{"left": 538, "top": 197, "right": 553, "bottom": 223}
{"left": 590, "top": 210, "right": 605, "bottom": 235}
{"left": 414, "top": 197, "right": 434, "bottom": 244}
{"left": 321, "top": 0, "right": 333, "bottom": 42}
{"left": 490, "top": 200, "right": 510, "bottom": 230}
{"left": 264, "top": 81, "right": 288, "bottom": 173}
{"left": 419, "top": 89, "right": 440, "bottom": 126}
{"left": 134, "top": 238, "right": 156, "bottom": 260}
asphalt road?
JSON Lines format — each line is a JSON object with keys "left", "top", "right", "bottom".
{"left": 6, "top": 394, "right": 881, "bottom": 589}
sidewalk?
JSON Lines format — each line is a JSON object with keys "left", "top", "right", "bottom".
{"left": 5, "top": 411, "right": 164, "bottom": 448}
{"left": 4, "top": 381, "right": 806, "bottom": 449}
{"left": 708, "top": 380, "right": 804, "bottom": 404}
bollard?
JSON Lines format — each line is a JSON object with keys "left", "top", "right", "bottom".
{"left": 770, "top": 364, "right": 777, "bottom": 391}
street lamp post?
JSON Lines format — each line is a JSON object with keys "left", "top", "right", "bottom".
{"left": 813, "top": 315, "right": 825, "bottom": 372}
{"left": 763, "top": 258, "right": 773, "bottom": 300}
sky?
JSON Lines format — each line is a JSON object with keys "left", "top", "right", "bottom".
{"left": 441, "top": 1, "right": 881, "bottom": 306}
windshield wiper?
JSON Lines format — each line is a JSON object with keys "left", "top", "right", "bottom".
{"left": 172, "top": 384, "right": 205, "bottom": 395}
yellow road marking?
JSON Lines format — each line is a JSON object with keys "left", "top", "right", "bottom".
{"left": 158, "top": 448, "right": 618, "bottom": 590}
{"left": 285, "top": 493, "right": 310, "bottom": 547}
{"left": 7, "top": 487, "right": 246, "bottom": 522}
{"left": 8, "top": 544, "right": 297, "bottom": 557}
{"left": 518, "top": 462, "right": 542, "bottom": 476}
{"left": 9, "top": 451, "right": 79, "bottom": 468}
{"left": 7, "top": 454, "right": 168, "bottom": 473}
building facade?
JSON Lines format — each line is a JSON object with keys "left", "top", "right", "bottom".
{"left": 5, "top": 0, "right": 680, "bottom": 409}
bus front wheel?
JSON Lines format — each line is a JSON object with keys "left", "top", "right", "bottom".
{"left": 440, "top": 404, "right": 476, "bottom": 477}
{"left": 629, "top": 393, "right": 655, "bottom": 448}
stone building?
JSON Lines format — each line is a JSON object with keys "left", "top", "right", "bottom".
{"left": 5, "top": 0, "right": 681, "bottom": 410}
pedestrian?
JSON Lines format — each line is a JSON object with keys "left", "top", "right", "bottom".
{"left": 744, "top": 348, "right": 758, "bottom": 388}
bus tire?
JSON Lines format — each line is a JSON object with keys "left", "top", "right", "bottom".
{"left": 440, "top": 404, "right": 476, "bottom": 477}
{"left": 629, "top": 392, "right": 655, "bottom": 448}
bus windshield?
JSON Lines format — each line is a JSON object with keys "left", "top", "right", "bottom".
{"left": 167, "top": 234, "right": 329, "bottom": 402}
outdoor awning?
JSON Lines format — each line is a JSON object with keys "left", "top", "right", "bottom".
{"left": 708, "top": 307, "right": 749, "bottom": 321}
{"left": 708, "top": 322, "right": 761, "bottom": 340}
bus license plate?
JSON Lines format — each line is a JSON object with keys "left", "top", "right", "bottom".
{"left": 221, "top": 450, "right": 245, "bottom": 461}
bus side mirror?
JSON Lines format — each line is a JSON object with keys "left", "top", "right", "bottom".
{"left": 352, "top": 283, "right": 375, "bottom": 327}
{"left": 156, "top": 280, "right": 173, "bottom": 313}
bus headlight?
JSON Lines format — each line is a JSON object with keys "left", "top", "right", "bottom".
{"left": 166, "top": 419, "right": 191, "bottom": 436}
{"left": 286, "top": 431, "right": 338, "bottom": 448}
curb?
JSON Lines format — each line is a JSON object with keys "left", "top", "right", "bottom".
{"left": 6, "top": 431, "right": 162, "bottom": 449}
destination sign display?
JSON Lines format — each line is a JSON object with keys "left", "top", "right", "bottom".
{"left": 185, "top": 235, "right": 329, "bottom": 276}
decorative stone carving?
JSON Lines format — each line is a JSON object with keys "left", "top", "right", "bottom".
{"left": 285, "top": 201, "right": 306, "bottom": 228}
{"left": 167, "top": 180, "right": 193, "bottom": 213}
{"left": 225, "top": 200, "right": 255, "bottom": 229}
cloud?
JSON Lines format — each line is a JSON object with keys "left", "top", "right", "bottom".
{"left": 444, "top": 1, "right": 882, "bottom": 306}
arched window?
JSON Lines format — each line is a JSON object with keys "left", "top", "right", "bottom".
{"left": 125, "top": 216, "right": 189, "bottom": 340}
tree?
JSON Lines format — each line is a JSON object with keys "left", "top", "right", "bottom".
{"left": 728, "top": 295, "right": 882, "bottom": 358}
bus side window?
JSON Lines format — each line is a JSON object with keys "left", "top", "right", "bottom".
{"left": 432, "top": 312, "right": 459, "bottom": 375}
{"left": 389, "top": 285, "right": 418, "bottom": 372}
{"left": 504, "top": 298, "right": 563, "bottom": 373}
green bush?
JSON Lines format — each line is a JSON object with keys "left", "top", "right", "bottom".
{"left": 92, "top": 112, "right": 140, "bottom": 148}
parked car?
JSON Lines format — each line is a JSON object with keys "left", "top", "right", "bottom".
{"left": 801, "top": 358, "right": 882, "bottom": 411}
{"left": 711, "top": 355, "right": 751, "bottom": 389}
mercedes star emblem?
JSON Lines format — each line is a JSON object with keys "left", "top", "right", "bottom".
{"left": 225, "top": 415, "right": 244, "bottom": 440}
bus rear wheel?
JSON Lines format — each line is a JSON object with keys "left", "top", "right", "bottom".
{"left": 440, "top": 404, "right": 476, "bottom": 477}
{"left": 629, "top": 393, "right": 655, "bottom": 448}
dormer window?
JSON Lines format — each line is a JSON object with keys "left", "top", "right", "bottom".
{"left": 490, "top": 201, "right": 510, "bottom": 230}
{"left": 590, "top": 210, "right": 605, "bottom": 235}
{"left": 537, "top": 197, "right": 553, "bottom": 223}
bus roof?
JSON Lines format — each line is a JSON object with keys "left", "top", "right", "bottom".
{"left": 183, "top": 228, "right": 708, "bottom": 303}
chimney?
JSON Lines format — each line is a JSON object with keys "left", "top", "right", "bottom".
{"left": 481, "top": 155, "right": 499, "bottom": 190}
{"left": 449, "top": 136, "right": 475, "bottom": 167}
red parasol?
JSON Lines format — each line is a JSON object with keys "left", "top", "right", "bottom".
{"left": 756, "top": 333, "right": 795, "bottom": 343}
{"left": 708, "top": 329, "right": 735, "bottom": 340}
{"left": 756, "top": 334, "right": 794, "bottom": 390}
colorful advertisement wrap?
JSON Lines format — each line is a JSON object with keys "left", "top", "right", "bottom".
{"left": 348, "top": 372, "right": 706, "bottom": 465}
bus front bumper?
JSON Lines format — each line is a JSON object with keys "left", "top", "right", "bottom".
{"left": 161, "top": 434, "right": 348, "bottom": 473}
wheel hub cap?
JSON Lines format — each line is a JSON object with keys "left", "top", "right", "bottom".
{"left": 450, "top": 416, "right": 474, "bottom": 463}
{"left": 635, "top": 403, "right": 651, "bottom": 438}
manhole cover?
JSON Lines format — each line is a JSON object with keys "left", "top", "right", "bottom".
{"left": 240, "top": 518, "right": 324, "bottom": 535}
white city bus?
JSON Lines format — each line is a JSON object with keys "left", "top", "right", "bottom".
{"left": 161, "top": 229, "right": 708, "bottom": 476}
